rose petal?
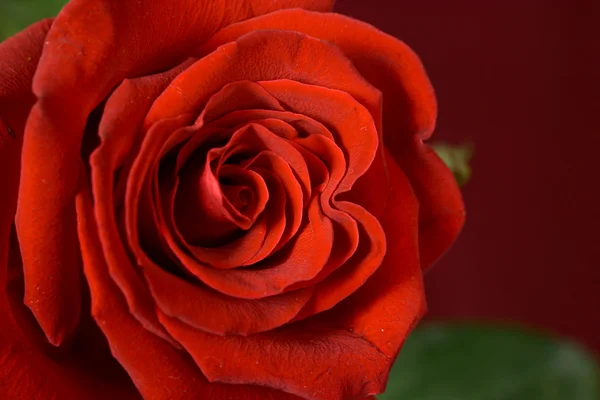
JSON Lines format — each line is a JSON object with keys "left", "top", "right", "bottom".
{"left": 201, "top": 9, "right": 464, "bottom": 270}
{"left": 0, "top": 19, "right": 52, "bottom": 136}
{"left": 327, "top": 150, "right": 426, "bottom": 357}
{"left": 174, "top": 81, "right": 287, "bottom": 173}
{"left": 174, "top": 157, "right": 267, "bottom": 244}
{"left": 76, "top": 183, "right": 302, "bottom": 400}
{"left": 171, "top": 169, "right": 271, "bottom": 268}
{"left": 170, "top": 156, "right": 292, "bottom": 269}
{"left": 0, "top": 19, "right": 53, "bottom": 285}
{"left": 124, "top": 116, "right": 196, "bottom": 267}
{"left": 164, "top": 193, "right": 332, "bottom": 299}
{"left": 197, "top": 80, "right": 286, "bottom": 125}
{"left": 259, "top": 79, "right": 379, "bottom": 194}
{"left": 291, "top": 199, "right": 387, "bottom": 321}
{"left": 243, "top": 155, "right": 299, "bottom": 261}
{"left": 201, "top": 8, "right": 433, "bottom": 139}
{"left": 36, "top": 0, "right": 336, "bottom": 115}
{"left": 256, "top": 80, "right": 386, "bottom": 290}
{"left": 90, "top": 63, "right": 192, "bottom": 344}
{"left": 0, "top": 22, "right": 135, "bottom": 400}
{"left": 395, "top": 137, "right": 466, "bottom": 271}
{"left": 0, "top": 19, "right": 80, "bottom": 346}
{"left": 16, "top": 0, "right": 332, "bottom": 346}
{"left": 0, "top": 308, "right": 139, "bottom": 400}
{"left": 143, "top": 262, "right": 314, "bottom": 335}
{"left": 203, "top": 109, "right": 333, "bottom": 142}
{"left": 158, "top": 312, "right": 390, "bottom": 400}
{"left": 146, "top": 30, "right": 381, "bottom": 127}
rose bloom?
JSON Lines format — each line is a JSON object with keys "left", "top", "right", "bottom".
{"left": 0, "top": 0, "right": 464, "bottom": 399}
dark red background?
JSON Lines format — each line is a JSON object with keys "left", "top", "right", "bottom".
{"left": 336, "top": 0, "right": 600, "bottom": 354}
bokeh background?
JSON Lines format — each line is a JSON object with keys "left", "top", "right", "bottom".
{"left": 336, "top": 0, "right": 600, "bottom": 356}
{"left": 1, "top": 0, "right": 599, "bottom": 398}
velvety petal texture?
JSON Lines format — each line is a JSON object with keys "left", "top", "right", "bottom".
{"left": 1, "top": 20, "right": 139, "bottom": 400}
{"left": 201, "top": 9, "right": 465, "bottom": 269}
{"left": 1, "top": 1, "right": 464, "bottom": 399}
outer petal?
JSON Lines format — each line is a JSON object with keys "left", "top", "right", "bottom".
{"left": 146, "top": 30, "right": 381, "bottom": 127}
{"left": 0, "top": 19, "right": 52, "bottom": 136}
{"left": 1, "top": 22, "right": 136, "bottom": 400}
{"left": 1, "top": 18, "right": 81, "bottom": 346}
{"left": 0, "top": 18, "right": 53, "bottom": 286}
{"left": 159, "top": 312, "right": 390, "bottom": 400}
{"left": 394, "top": 137, "right": 465, "bottom": 271}
{"left": 76, "top": 182, "right": 301, "bottom": 400}
{"left": 0, "top": 20, "right": 52, "bottom": 262}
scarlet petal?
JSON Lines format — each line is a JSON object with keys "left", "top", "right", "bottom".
{"left": 76, "top": 185, "right": 301, "bottom": 400}
{"left": 36, "top": 0, "right": 337, "bottom": 111}
{"left": 171, "top": 165, "right": 271, "bottom": 268}
{"left": 166, "top": 194, "right": 332, "bottom": 299}
{"left": 259, "top": 79, "right": 379, "bottom": 194}
{"left": 243, "top": 154, "right": 300, "bottom": 260}
{"left": 159, "top": 312, "right": 390, "bottom": 400}
{"left": 1, "top": 19, "right": 80, "bottom": 346}
{"left": 202, "top": 8, "right": 434, "bottom": 139}
{"left": 143, "top": 263, "right": 314, "bottom": 335}
{"left": 16, "top": 0, "right": 332, "bottom": 345}
{"left": 0, "top": 23, "right": 135, "bottom": 400}
{"left": 396, "top": 137, "right": 466, "bottom": 271}
{"left": 256, "top": 81, "right": 386, "bottom": 291}
{"left": 292, "top": 200, "right": 386, "bottom": 321}
{"left": 124, "top": 116, "right": 195, "bottom": 267}
{"left": 171, "top": 161, "right": 287, "bottom": 269}
{"left": 197, "top": 80, "right": 285, "bottom": 125}
{"left": 329, "top": 150, "right": 426, "bottom": 358}
{"left": 200, "top": 9, "right": 464, "bottom": 269}
{"left": 90, "top": 64, "right": 190, "bottom": 344}
{"left": 146, "top": 30, "right": 381, "bottom": 127}
{"left": 175, "top": 81, "right": 286, "bottom": 171}
{"left": 248, "top": 0, "right": 336, "bottom": 14}
{"left": 0, "top": 310, "right": 140, "bottom": 400}
{"left": 0, "top": 19, "right": 53, "bottom": 285}
{"left": 0, "top": 19, "right": 52, "bottom": 135}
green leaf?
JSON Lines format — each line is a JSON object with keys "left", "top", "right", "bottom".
{"left": 379, "top": 323, "right": 600, "bottom": 400}
{"left": 0, "top": 0, "right": 68, "bottom": 41}
{"left": 432, "top": 143, "right": 473, "bottom": 186}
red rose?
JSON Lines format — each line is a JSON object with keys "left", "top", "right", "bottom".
{"left": 0, "top": 1, "right": 464, "bottom": 399}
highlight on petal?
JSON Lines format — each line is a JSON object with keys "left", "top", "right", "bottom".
{"left": 146, "top": 29, "right": 381, "bottom": 126}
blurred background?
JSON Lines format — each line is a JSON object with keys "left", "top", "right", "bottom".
{"left": 336, "top": 0, "right": 600, "bottom": 357}
{"left": 1, "top": 0, "right": 599, "bottom": 398}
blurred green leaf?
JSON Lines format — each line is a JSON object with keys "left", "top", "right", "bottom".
{"left": 0, "top": 0, "right": 68, "bottom": 41}
{"left": 432, "top": 143, "right": 473, "bottom": 186}
{"left": 379, "top": 323, "right": 600, "bottom": 400}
